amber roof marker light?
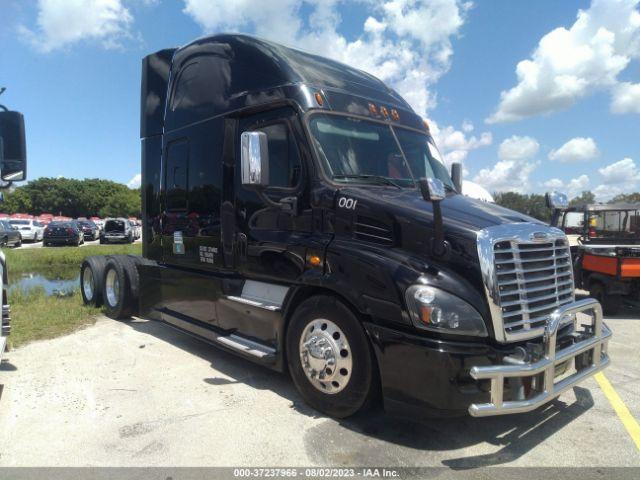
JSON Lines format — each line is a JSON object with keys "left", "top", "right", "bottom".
{"left": 380, "top": 106, "right": 389, "bottom": 118}
{"left": 314, "top": 92, "right": 324, "bottom": 106}
{"left": 368, "top": 103, "right": 378, "bottom": 115}
{"left": 391, "top": 109, "right": 400, "bottom": 121}
{"left": 309, "top": 255, "right": 322, "bottom": 267}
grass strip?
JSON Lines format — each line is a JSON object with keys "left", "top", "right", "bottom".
{"left": 2, "top": 243, "right": 142, "bottom": 273}
{"left": 8, "top": 286, "right": 100, "bottom": 348}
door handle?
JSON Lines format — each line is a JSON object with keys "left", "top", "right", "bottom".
{"left": 237, "top": 232, "right": 247, "bottom": 259}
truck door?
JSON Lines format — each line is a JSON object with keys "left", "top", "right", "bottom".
{"left": 235, "top": 107, "right": 310, "bottom": 278}
{"left": 215, "top": 107, "right": 313, "bottom": 333}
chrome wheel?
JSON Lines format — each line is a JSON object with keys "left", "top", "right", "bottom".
{"left": 105, "top": 269, "right": 120, "bottom": 307}
{"left": 82, "top": 266, "right": 94, "bottom": 301}
{"left": 299, "top": 318, "right": 352, "bottom": 394}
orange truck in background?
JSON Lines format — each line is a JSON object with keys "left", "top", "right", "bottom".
{"left": 551, "top": 202, "right": 640, "bottom": 314}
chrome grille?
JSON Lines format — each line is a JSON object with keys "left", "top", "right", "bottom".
{"left": 477, "top": 223, "right": 575, "bottom": 343}
{"left": 494, "top": 238, "right": 573, "bottom": 334}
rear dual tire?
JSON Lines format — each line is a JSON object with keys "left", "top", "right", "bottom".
{"left": 81, "top": 256, "right": 107, "bottom": 307}
{"left": 102, "top": 255, "right": 142, "bottom": 319}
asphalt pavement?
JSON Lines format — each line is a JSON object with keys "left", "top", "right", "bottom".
{"left": 0, "top": 307, "right": 637, "bottom": 469}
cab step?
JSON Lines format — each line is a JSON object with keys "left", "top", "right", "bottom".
{"left": 159, "top": 308, "right": 276, "bottom": 363}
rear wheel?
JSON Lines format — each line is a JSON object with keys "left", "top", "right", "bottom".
{"left": 15, "top": 236, "right": 21, "bottom": 248}
{"left": 1, "top": 236, "right": 7, "bottom": 247}
{"left": 102, "top": 257, "right": 134, "bottom": 319}
{"left": 590, "top": 282, "right": 620, "bottom": 316}
{"left": 80, "top": 256, "right": 107, "bottom": 306}
{"left": 286, "top": 295, "right": 376, "bottom": 418}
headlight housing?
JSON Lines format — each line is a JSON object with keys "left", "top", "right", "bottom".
{"left": 405, "top": 285, "right": 488, "bottom": 337}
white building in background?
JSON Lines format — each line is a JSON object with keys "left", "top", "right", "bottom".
{"left": 462, "top": 180, "right": 494, "bottom": 203}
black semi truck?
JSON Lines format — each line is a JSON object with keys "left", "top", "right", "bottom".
{"left": 81, "top": 34, "right": 611, "bottom": 419}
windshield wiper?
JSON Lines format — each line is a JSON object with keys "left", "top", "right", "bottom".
{"left": 333, "top": 174, "right": 402, "bottom": 189}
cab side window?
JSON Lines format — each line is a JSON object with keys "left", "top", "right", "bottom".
{"left": 253, "top": 123, "right": 301, "bottom": 189}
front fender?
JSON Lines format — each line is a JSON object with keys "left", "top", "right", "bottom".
{"left": 293, "top": 239, "right": 491, "bottom": 337}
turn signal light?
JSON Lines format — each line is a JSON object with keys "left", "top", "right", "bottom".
{"left": 309, "top": 255, "right": 322, "bottom": 267}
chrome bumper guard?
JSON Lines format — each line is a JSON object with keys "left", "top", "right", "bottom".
{"left": 469, "top": 298, "right": 611, "bottom": 417}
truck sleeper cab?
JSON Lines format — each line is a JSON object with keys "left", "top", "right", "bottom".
{"left": 85, "top": 34, "right": 611, "bottom": 419}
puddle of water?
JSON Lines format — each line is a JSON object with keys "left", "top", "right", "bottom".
{"left": 8, "top": 269, "right": 80, "bottom": 296}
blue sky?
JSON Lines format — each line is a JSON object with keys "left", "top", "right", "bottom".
{"left": 1, "top": 0, "right": 639, "bottom": 200}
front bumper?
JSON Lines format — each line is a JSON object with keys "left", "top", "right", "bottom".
{"left": 468, "top": 298, "right": 611, "bottom": 417}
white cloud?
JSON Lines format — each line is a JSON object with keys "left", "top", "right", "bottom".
{"left": 20, "top": 0, "right": 135, "bottom": 52}
{"left": 487, "top": 0, "right": 640, "bottom": 123}
{"left": 567, "top": 174, "right": 590, "bottom": 196}
{"left": 182, "top": 0, "right": 472, "bottom": 116}
{"left": 593, "top": 157, "right": 640, "bottom": 200}
{"left": 548, "top": 137, "right": 599, "bottom": 162}
{"left": 429, "top": 121, "right": 492, "bottom": 168}
{"left": 611, "top": 82, "right": 640, "bottom": 113}
{"left": 542, "top": 174, "right": 590, "bottom": 198}
{"left": 473, "top": 136, "right": 540, "bottom": 193}
{"left": 498, "top": 135, "right": 539, "bottom": 160}
{"left": 543, "top": 178, "right": 564, "bottom": 189}
{"left": 127, "top": 173, "right": 141, "bottom": 188}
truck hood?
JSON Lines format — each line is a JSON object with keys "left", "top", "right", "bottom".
{"left": 338, "top": 186, "right": 541, "bottom": 235}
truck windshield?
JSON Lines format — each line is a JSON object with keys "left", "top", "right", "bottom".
{"left": 308, "top": 114, "right": 454, "bottom": 189}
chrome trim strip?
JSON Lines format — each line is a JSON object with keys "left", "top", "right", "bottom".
{"left": 225, "top": 280, "right": 288, "bottom": 311}
{"left": 468, "top": 298, "right": 610, "bottom": 417}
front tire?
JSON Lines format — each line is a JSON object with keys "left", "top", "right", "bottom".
{"left": 286, "top": 295, "right": 375, "bottom": 418}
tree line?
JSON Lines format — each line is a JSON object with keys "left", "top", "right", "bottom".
{"left": 1, "top": 178, "right": 141, "bottom": 218}
{"left": 494, "top": 190, "right": 640, "bottom": 222}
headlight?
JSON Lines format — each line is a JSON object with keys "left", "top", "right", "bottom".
{"left": 405, "top": 285, "right": 488, "bottom": 337}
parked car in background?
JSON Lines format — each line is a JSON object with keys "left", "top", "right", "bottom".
{"left": 43, "top": 221, "right": 84, "bottom": 247}
{"left": 9, "top": 219, "right": 44, "bottom": 242}
{"left": 77, "top": 219, "right": 100, "bottom": 241}
{"left": 100, "top": 218, "right": 134, "bottom": 244}
{"left": 90, "top": 217, "right": 104, "bottom": 232}
{"left": 0, "top": 220, "right": 22, "bottom": 248}
{"left": 130, "top": 219, "right": 142, "bottom": 240}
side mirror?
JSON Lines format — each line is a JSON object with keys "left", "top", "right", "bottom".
{"left": 451, "top": 162, "right": 463, "bottom": 193}
{"left": 418, "top": 177, "right": 447, "bottom": 257}
{"left": 419, "top": 177, "right": 446, "bottom": 202}
{"left": 241, "top": 131, "right": 269, "bottom": 187}
{"left": 0, "top": 111, "right": 27, "bottom": 182}
{"left": 545, "top": 191, "right": 569, "bottom": 210}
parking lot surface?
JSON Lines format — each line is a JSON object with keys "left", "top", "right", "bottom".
{"left": 0, "top": 310, "right": 638, "bottom": 468}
